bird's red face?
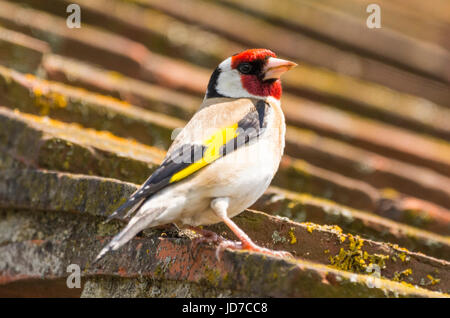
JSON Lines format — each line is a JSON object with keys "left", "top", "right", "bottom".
{"left": 206, "top": 49, "right": 297, "bottom": 101}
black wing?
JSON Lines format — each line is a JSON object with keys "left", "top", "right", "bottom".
{"left": 105, "top": 143, "right": 206, "bottom": 222}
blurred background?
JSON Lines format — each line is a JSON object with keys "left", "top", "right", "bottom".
{"left": 0, "top": 0, "right": 449, "bottom": 297}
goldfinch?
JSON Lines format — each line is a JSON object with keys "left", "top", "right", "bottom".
{"left": 95, "top": 49, "right": 297, "bottom": 262}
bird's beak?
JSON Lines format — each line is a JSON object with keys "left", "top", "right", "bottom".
{"left": 263, "top": 57, "right": 297, "bottom": 81}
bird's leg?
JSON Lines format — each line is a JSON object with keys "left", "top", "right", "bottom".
{"left": 211, "top": 198, "right": 293, "bottom": 260}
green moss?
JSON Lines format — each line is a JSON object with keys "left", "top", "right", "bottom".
{"left": 203, "top": 267, "right": 222, "bottom": 288}
{"left": 0, "top": 67, "right": 180, "bottom": 149}
{"left": 402, "top": 208, "right": 433, "bottom": 228}
{"left": 271, "top": 231, "right": 287, "bottom": 244}
{"left": 96, "top": 221, "right": 121, "bottom": 237}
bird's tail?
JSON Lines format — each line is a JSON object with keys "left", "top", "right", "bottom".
{"left": 94, "top": 207, "right": 164, "bottom": 263}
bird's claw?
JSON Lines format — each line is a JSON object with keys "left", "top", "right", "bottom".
{"left": 215, "top": 240, "right": 242, "bottom": 261}
{"left": 187, "top": 226, "right": 294, "bottom": 261}
{"left": 215, "top": 240, "right": 293, "bottom": 260}
{"left": 188, "top": 227, "right": 226, "bottom": 259}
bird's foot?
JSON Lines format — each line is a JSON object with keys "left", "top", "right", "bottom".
{"left": 188, "top": 226, "right": 226, "bottom": 259}
{"left": 216, "top": 239, "right": 293, "bottom": 260}
{"left": 188, "top": 226, "right": 224, "bottom": 244}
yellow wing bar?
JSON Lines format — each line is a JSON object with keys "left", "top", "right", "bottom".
{"left": 169, "top": 123, "right": 239, "bottom": 183}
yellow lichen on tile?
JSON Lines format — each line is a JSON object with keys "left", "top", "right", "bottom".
{"left": 31, "top": 84, "right": 69, "bottom": 115}
{"left": 426, "top": 274, "right": 441, "bottom": 286}
{"left": 397, "top": 253, "right": 411, "bottom": 263}
{"left": 288, "top": 227, "right": 297, "bottom": 244}
{"left": 329, "top": 234, "right": 390, "bottom": 275}
{"left": 302, "top": 222, "right": 317, "bottom": 234}
{"left": 400, "top": 281, "right": 415, "bottom": 288}
{"left": 287, "top": 201, "right": 297, "bottom": 209}
{"left": 381, "top": 188, "right": 400, "bottom": 199}
{"left": 393, "top": 268, "right": 413, "bottom": 282}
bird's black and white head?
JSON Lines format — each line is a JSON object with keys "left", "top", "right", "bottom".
{"left": 205, "top": 49, "right": 296, "bottom": 101}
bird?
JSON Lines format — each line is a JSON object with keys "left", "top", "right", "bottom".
{"left": 95, "top": 48, "right": 297, "bottom": 262}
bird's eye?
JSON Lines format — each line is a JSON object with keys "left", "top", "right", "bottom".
{"left": 238, "top": 63, "right": 252, "bottom": 74}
